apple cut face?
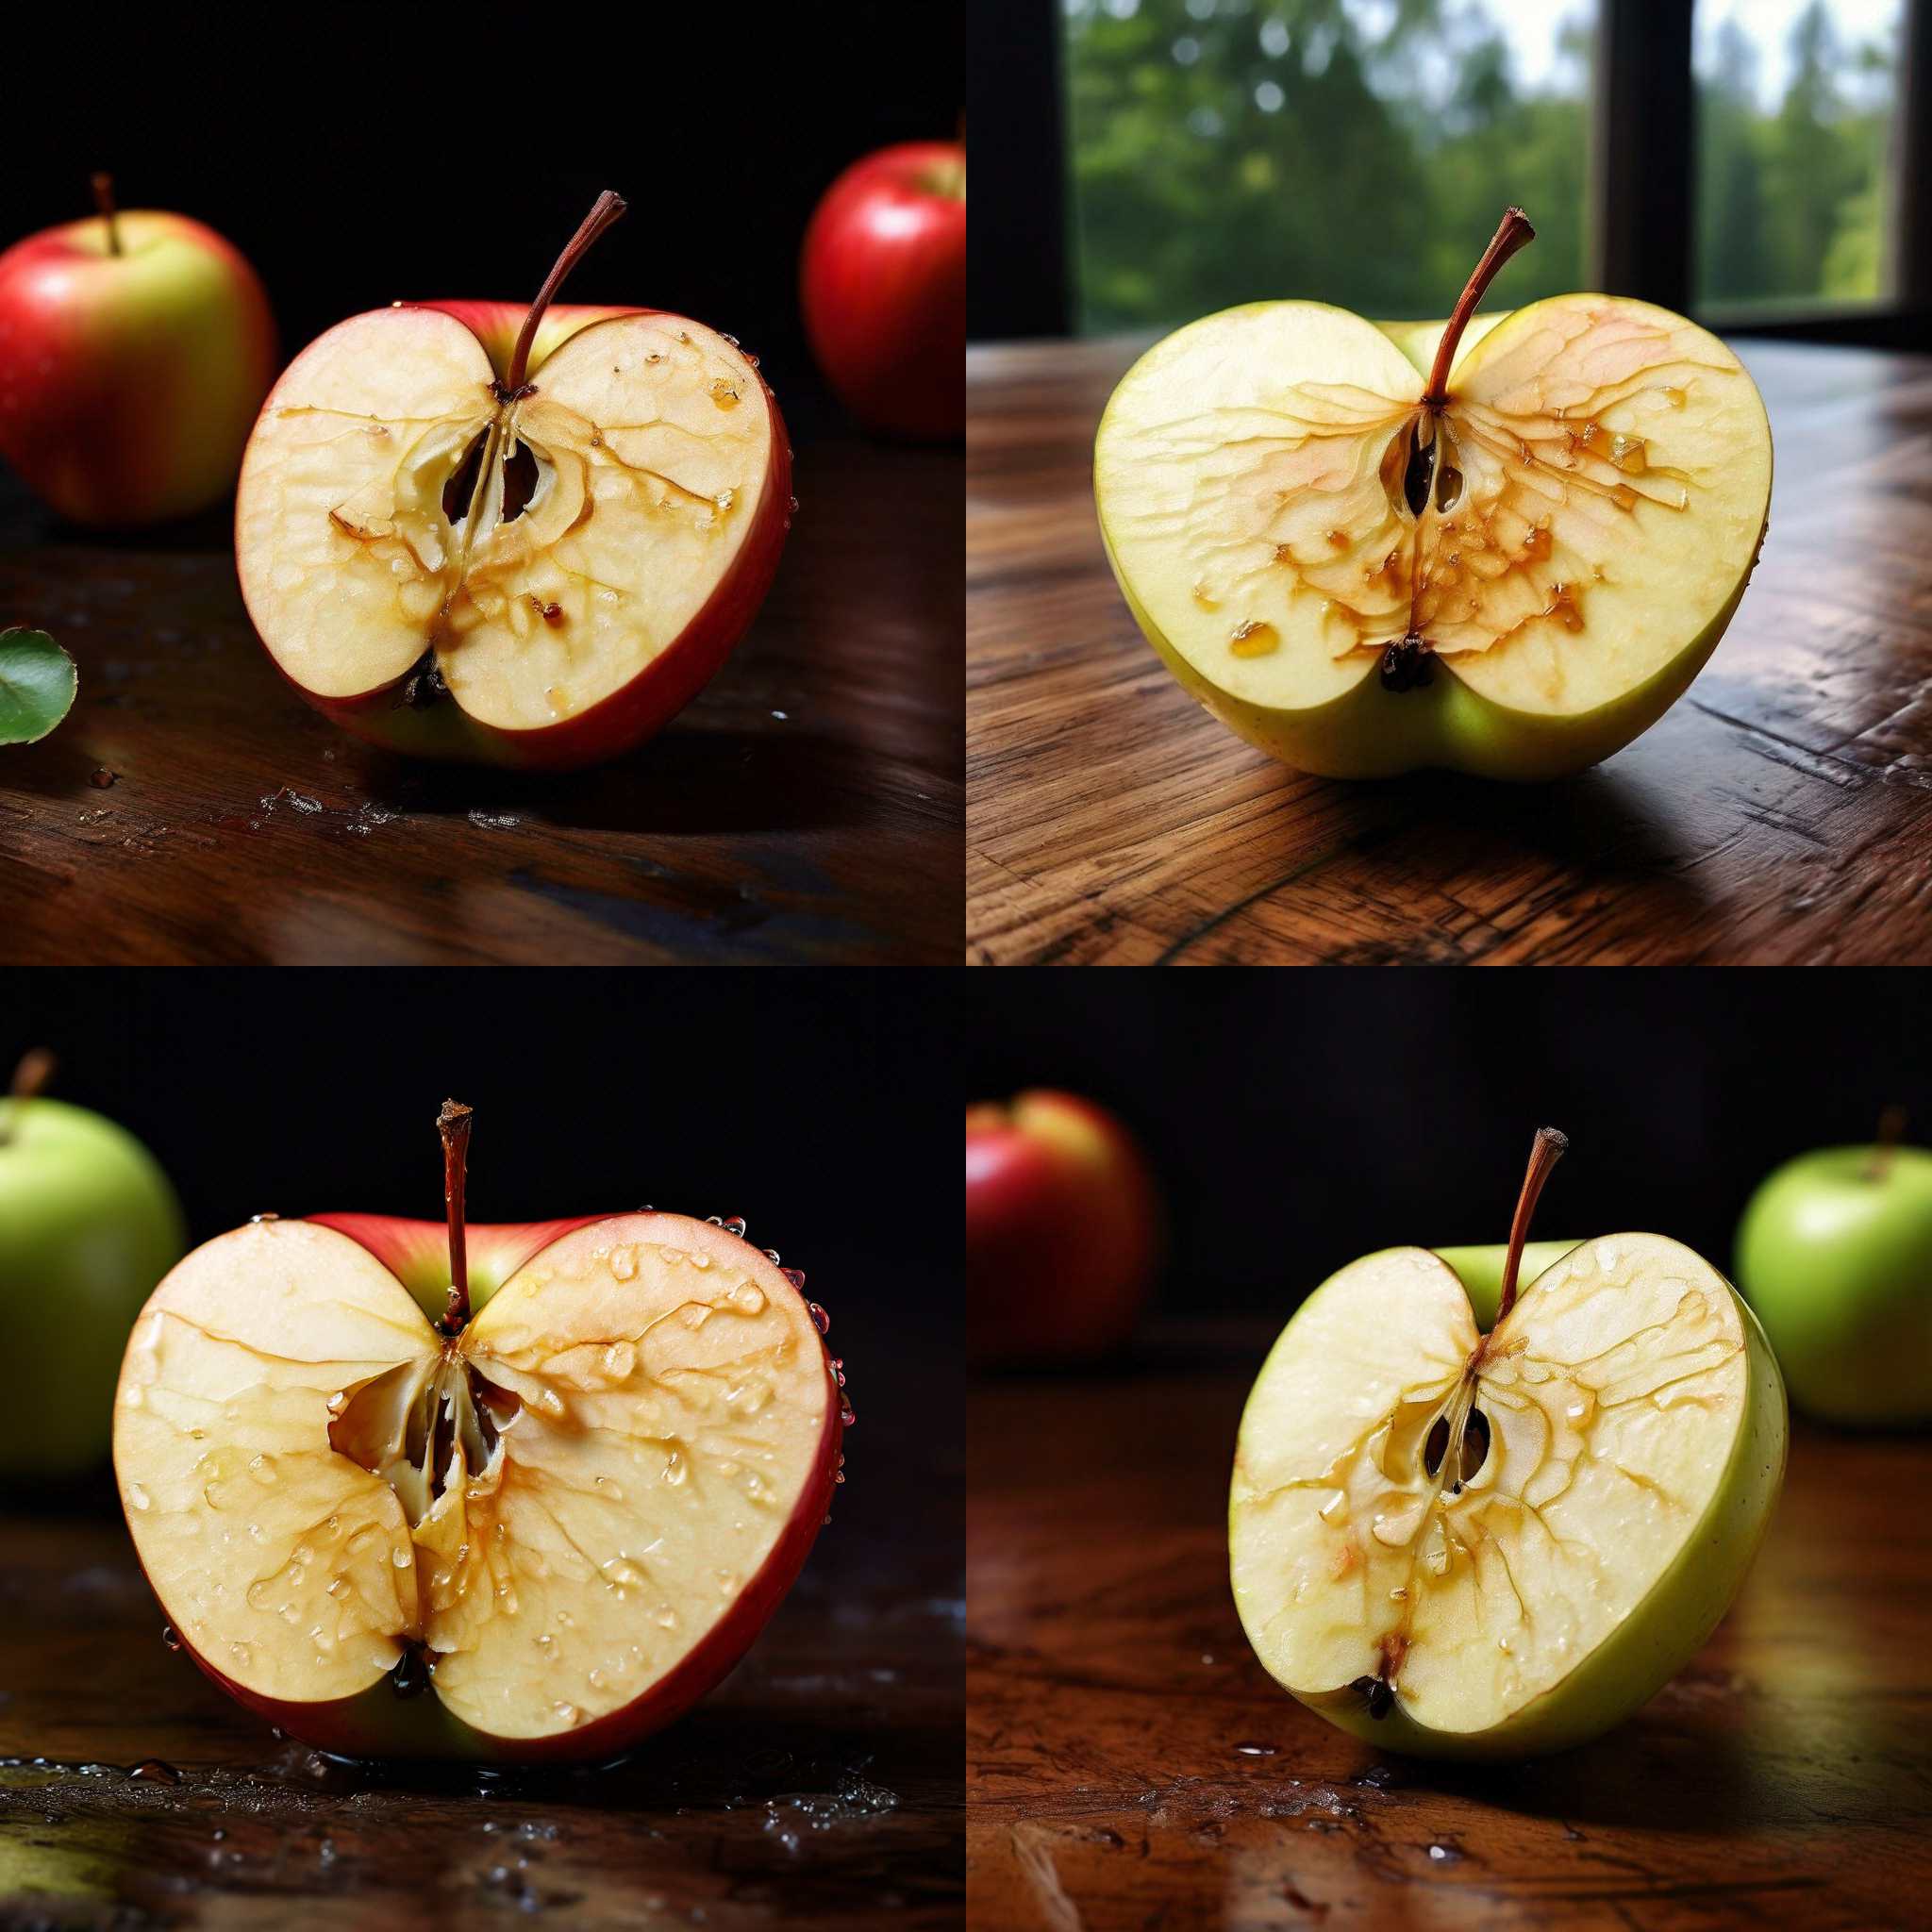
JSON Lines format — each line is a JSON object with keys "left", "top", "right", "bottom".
{"left": 113, "top": 1213, "right": 837, "bottom": 1757}
{"left": 235, "top": 305, "right": 783, "bottom": 760}
{"left": 1230, "top": 1235, "right": 1784, "bottom": 1757}
{"left": 1096, "top": 295, "right": 1771, "bottom": 770}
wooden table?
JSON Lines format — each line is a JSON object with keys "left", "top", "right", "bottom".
{"left": 0, "top": 1387, "right": 963, "bottom": 1927}
{"left": 967, "top": 1368, "right": 1932, "bottom": 1929}
{"left": 0, "top": 395, "right": 961, "bottom": 965}
{"left": 967, "top": 337, "right": 1932, "bottom": 963}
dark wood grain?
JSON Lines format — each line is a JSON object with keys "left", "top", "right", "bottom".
{"left": 0, "top": 1433, "right": 963, "bottom": 1928}
{"left": 966, "top": 337, "right": 1932, "bottom": 963}
{"left": 967, "top": 1366, "right": 1932, "bottom": 1930}
{"left": 0, "top": 398, "right": 961, "bottom": 965}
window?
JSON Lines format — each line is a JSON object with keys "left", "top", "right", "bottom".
{"left": 1695, "top": 0, "right": 1907, "bottom": 310}
{"left": 1061, "top": 0, "right": 1599, "bottom": 334}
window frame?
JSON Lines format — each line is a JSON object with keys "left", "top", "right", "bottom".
{"left": 974, "top": 0, "right": 1930, "bottom": 346}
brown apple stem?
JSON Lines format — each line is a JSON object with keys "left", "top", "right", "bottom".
{"left": 91, "top": 173, "right": 124, "bottom": 257}
{"left": 503, "top": 190, "right": 628, "bottom": 396}
{"left": 1865, "top": 1105, "right": 1907, "bottom": 1181}
{"left": 1423, "top": 206, "right": 1535, "bottom": 409}
{"left": 439, "top": 1099, "right": 474, "bottom": 1332}
{"left": 1494, "top": 1125, "right": 1569, "bottom": 1329}
{"left": 0, "top": 1048, "right": 57, "bottom": 1147}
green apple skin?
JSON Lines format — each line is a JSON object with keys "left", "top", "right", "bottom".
{"left": 1735, "top": 1146, "right": 1932, "bottom": 1425}
{"left": 1432, "top": 1239, "right": 1583, "bottom": 1332}
{"left": 0, "top": 1098, "right": 187, "bottom": 1475}
{"left": 1234, "top": 1240, "right": 1787, "bottom": 1759}
{"left": 1094, "top": 295, "right": 1771, "bottom": 783}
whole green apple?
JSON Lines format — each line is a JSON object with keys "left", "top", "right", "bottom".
{"left": 1095, "top": 208, "right": 1773, "bottom": 780}
{"left": 1231, "top": 1130, "right": 1786, "bottom": 1757}
{"left": 0, "top": 1064, "right": 186, "bottom": 1476}
{"left": 1735, "top": 1141, "right": 1932, "bottom": 1425}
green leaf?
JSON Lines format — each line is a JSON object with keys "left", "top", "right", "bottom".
{"left": 0, "top": 628, "right": 78, "bottom": 745}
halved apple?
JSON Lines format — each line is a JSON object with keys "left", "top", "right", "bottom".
{"left": 1229, "top": 1130, "right": 1786, "bottom": 1757}
{"left": 111, "top": 1106, "right": 843, "bottom": 1761}
{"left": 1096, "top": 209, "right": 1773, "bottom": 779}
{"left": 235, "top": 192, "right": 792, "bottom": 769}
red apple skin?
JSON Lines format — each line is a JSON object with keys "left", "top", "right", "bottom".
{"left": 967, "top": 1091, "right": 1159, "bottom": 1366}
{"left": 0, "top": 209, "right": 276, "bottom": 526}
{"left": 801, "top": 141, "right": 965, "bottom": 441}
{"left": 236, "top": 304, "right": 793, "bottom": 772}
{"left": 132, "top": 1210, "right": 841, "bottom": 1762}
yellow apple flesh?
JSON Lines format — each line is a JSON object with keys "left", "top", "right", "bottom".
{"left": 113, "top": 1211, "right": 840, "bottom": 1759}
{"left": 1096, "top": 290, "right": 1772, "bottom": 780}
{"left": 1230, "top": 1234, "right": 1786, "bottom": 1757}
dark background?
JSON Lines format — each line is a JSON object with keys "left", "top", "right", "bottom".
{"left": 965, "top": 972, "right": 1932, "bottom": 1321}
{"left": 8, "top": 6, "right": 962, "bottom": 428}
{"left": 1, "top": 969, "right": 962, "bottom": 1527}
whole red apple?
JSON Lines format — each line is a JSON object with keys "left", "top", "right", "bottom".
{"left": 0, "top": 176, "right": 276, "bottom": 526}
{"left": 967, "top": 1091, "right": 1158, "bottom": 1365}
{"left": 801, "top": 141, "right": 964, "bottom": 441}
{"left": 234, "top": 192, "right": 792, "bottom": 769}
{"left": 113, "top": 1103, "right": 843, "bottom": 1761}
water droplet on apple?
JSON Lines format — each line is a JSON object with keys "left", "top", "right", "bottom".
{"left": 655, "top": 1606, "right": 677, "bottom": 1629}
{"left": 762, "top": 1249, "right": 782, "bottom": 1265}
{"left": 246, "top": 1581, "right": 272, "bottom": 1609}
{"left": 391, "top": 1548, "right": 412, "bottom": 1570}
{"left": 248, "top": 1455, "right": 276, "bottom": 1485}
{"left": 808, "top": 1302, "right": 829, "bottom": 1335}
{"left": 123, "top": 1386, "right": 144, "bottom": 1408}
{"left": 230, "top": 1642, "right": 251, "bottom": 1668}
{"left": 691, "top": 1251, "right": 713, "bottom": 1272}
{"left": 126, "top": 1482, "right": 151, "bottom": 1511}
{"left": 729, "top": 1282, "right": 766, "bottom": 1315}
{"left": 840, "top": 1400, "right": 856, "bottom": 1428}
{"left": 608, "top": 1245, "right": 638, "bottom": 1282}
{"left": 601, "top": 1341, "right": 636, "bottom": 1380}
{"left": 553, "top": 1702, "right": 579, "bottom": 1724}
{"left": 249, "top": 1213, "right": 279, "bottom": 1224}
{"left": 662, "top": 1452, "right": 687, "bottom": 1487}
{"left": 160, "top": 1626, "right": 180, "bottom": 1651}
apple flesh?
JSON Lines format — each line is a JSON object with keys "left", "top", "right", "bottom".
{"left": 966, "top": 1091, "right": 1158, "bottom": 1366}
{"left": 1735, "top": 1142, "right": 1932, "bottom": 1425}
{"left": 0, "top": 197, "right": 276, "bottom": 526}
{"left": 801, "top": 141, "right": 966, "bottom": 441}
{"left": 0, "top": 1091, "right": 185, "bottom": 1476}
{"left": 1230, "top": 1229, "right": 1786, "bottom": 1757}
{"left": 1095, "top": 210, "right": 1773, "bottom": 779}
{"left": 113, "top": 1210, "right": 841, "bottom": 1759}
{"left": 235, "top": 197, "right": 791, "bottom": 769}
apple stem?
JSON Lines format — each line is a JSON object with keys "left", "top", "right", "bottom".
{"left": 439, "top": 1099, "right": 474, "bottom": 1333}
{"left": 502, "top": 190, "right": 629, "bottom": 397}
{"left": 91, "top": 173, "right": 124, "bottom": 257}
{"left": 0, "top": 1048, "right": 56, "bottom": 1147}
{"left": 1423, "top": 207, "right": 1534, "bottom": 410}
{"left": 1494, "top": 1125, "right": 1568, "bottom": 1329}
{"left": 1866, "top": 1104, "right": 1907, "bottom": 1181}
